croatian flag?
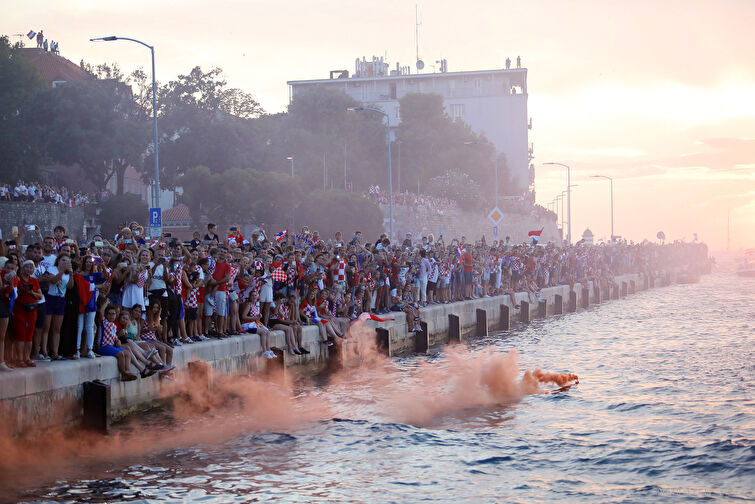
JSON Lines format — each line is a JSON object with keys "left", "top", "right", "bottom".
{"left": 528, "top": 228, "right": 543, "bottom": 244}
{"left": 27, "top": 30, "right": 36, "bottom": 40}
{"left": 457, "top": 245, "right": 463, "bottom": 264}
{"left": 275, "top": 229, "right": 288, "bottom": 243}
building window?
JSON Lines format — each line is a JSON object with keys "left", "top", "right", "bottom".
{"left": 450, "top": 103, "right": 465, "bottom": 119}
{"left": 390, "top": 83, "right": 397, "bottom": 99}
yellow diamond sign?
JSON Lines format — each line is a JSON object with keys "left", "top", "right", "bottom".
{"left": 488, "top": 207, "right": 504, "bottom": 225}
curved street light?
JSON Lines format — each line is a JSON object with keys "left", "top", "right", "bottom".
{"left": 591, "top": 174, "right": 614, "bottom": 241}
{"left": 347, "top": 106, "right": 393, "bottom": 241}
{"left": 90, "top": 35, "right": 160, "bottom": 213}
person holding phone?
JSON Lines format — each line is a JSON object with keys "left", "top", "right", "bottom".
{"left": 42, "top": 255, "right": 74, "bottom": 359}
{"left": 12, "top": 260, "right": 43, "bottom": 367}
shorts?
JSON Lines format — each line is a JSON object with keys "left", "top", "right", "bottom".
{"left": 34, "top": 301, "right": 47, "bottom": 328}
{"left": 177, "top": 298, "right": 185, "bottom": 320}
{"left": 185, "top": 307, "right": 198, "bottom": 321}
{"left": 260, "top": 286, "right": 273, "bottom": 303}
{"left": 204, "top": 294, "right": 216, "bottom": 317}
{"left": 229, "top": 291, "right": 239, "bottom": 302}
{"left": 464, "top": 271, "right": 473, "bottom": 285}
{"left": 214, "top": 290, "right": 228, "bottom": 317}
{"left": 428, "top": 280, "right": 437, "bottom": 293}
{"left": 45, "top": 294, "right": 66, "bottom": 316}
{"left": 98, "top": 344, "right": 123, "bottom": 357}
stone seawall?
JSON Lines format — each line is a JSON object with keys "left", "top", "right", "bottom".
{"left": 0, "top": 270, "right": 671, "bottom": 436}
{"left": 0, "top": 202, "right": 85, "bottom": 241}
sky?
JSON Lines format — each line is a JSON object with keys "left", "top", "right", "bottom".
{"left": 3, "top": 0, "right": 754, "bottom": 252}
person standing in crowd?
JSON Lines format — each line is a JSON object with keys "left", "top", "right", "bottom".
{"left": 12, "top": 260, "right": 43, "bottom": 367}
{"left": 0, "top": 258, "right": 17, "bottom": 371}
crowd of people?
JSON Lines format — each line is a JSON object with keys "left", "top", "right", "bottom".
{"left": 0, "top": 218, "right": 709, "bottom": 381}
{"left": 366, "top": 187, "right": 457, "bottom": 216}
{"left": 0, "top": 182, "right": 99, "bottom": 207}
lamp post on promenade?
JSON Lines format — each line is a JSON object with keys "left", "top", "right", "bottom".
{"left": 347, "top": 106, "right": 393, "bottom": 241}
{"left": 286, "top": 156, "right": 294, "bottom": 177}
{"left": 545, "top": 162, "right": 571, "bottom": 244}
{"left": 591, "top": 174, "right": 614, "bottom": 241}
{"left": 90, "top": 35, "right": 160, "bottom": 210}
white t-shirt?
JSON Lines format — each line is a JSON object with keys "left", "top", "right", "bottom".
{"left": 45, "top": 265, "right": 70, "bottom": 297}
{"left": 149, "top": 264, "right": 168, "bottom": 296}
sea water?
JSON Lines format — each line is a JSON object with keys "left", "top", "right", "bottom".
{"left": 11, "top": 269, "right": 755, "bottom": 503}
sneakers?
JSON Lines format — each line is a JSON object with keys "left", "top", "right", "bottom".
{"left": 172, "top": 339, "right": 183, "bottom": 346}
{"left": 72, "top": 352, "right": 80, "bottom": 360}
{"left": 86, "top": 350, "right": 96, "bottom": 359}
{"left": 263, "top": 350, "right": 276, "bottom": 359}
{"left": 0, "top": 362, "right": 12, "bottom": 372}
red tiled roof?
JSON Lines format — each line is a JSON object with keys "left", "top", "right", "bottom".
{"left": 163, "top": 204, "right": 192, "bottom": 222}
{"left": 20, "top": 48, "right": 92, "bottom": 86}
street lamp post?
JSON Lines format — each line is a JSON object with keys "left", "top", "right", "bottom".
{"left": 591, "top": 175, "right": 614, "bottom": 241}
{"left": 90, "top": 35, "right": 160, "bottom": 212}
{"left": 347, "top": 106, "right": 393, "bottom": 241}
{"left": 545, "top": 162, "right": 571, "bottom": 244}
{"left": 286, "top": 156, "right": 294, "bottom": 177}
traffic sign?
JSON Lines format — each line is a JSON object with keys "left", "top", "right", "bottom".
{"left": 488, "top": 207, "right": 504, "bottom": 225}
{"left": 149, "top": 207, "right": 162, "bottom": 237}
{"left": 149, "top": 207, "right": 161, "bottom": 226}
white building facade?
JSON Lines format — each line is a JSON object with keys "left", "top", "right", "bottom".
{"left": 287, "top": 57, "right": 533, "bottom": 191}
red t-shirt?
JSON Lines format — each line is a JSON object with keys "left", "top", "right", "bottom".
{"left": 463, "top": 252, "right": 474, "bottom": 272}
{"left": 16, "top": 276, "right": 40, "bottom": 305}
{"left": 212, "top": 261, "right": 231, "bottom": 292}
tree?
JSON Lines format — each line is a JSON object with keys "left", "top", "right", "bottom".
{"left": 28, "top": 82, "right": 150, "bottom": 192}
{"left": 0, "top": 35, "right": 44, "bottom": 182}
{"left": 395, "top": 93, "right": 511, "bottom": 203}
{"left": 98, "top": 193, "right": 147, "bottom": 237}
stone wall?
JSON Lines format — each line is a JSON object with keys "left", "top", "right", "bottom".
{"left": 0, "top": 202, "right": 86, "bottom": 241}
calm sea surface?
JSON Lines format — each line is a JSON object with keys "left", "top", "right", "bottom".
{"left": 12, "top": 268, "right": 755, "bottom": 503}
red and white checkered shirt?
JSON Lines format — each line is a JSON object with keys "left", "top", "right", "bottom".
{"left": 169, "top": 265, "right": 182, "bottom": 297}
{"left": 101, "top": 320, "right": 118, "bottom": 346}
{"left": 334, "top": 259, "right": 347, "bottom": 283}
{"left": 271, "top": 266, "right": 287, "bottom": 282}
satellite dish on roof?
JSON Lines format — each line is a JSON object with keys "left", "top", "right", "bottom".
{"left": 416, "top": 59, "right": 424, "bottom": 70}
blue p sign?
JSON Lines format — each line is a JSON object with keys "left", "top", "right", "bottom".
{"left": 150, "top": 208, "right": 161, "bottom": 226}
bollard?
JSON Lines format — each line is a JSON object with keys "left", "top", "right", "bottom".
{"left": 581, "top": 286, "right": 590, "bottom": 309}
{"left": 643, "top": 274, "right": 649, "bottom": 290}
{"left": 476, "top": 308, "right": 488, "bottom": 337}
{"left": 554, "top": 294, "right": 563, "bottom": 315}
{"left": 594, "top": 284, "right": 602, "bottom": 304}
{"left": 665, "top": 271, "right": 672, "bottom": 286}
{"left": 569, "top": 290, "right": 577, "bottom": 312}
{"left": 649, "top": 274, "right": 655, "bottom": 288}
{"left": 375, "top": 328, "right": 390, "bottom": 356}
{"left": 520, "top": 301, "right": 530, "bottom": 323}
{"left": 499, "top": 304, "right": 510, "bottom": 331}
{"left": 621, "top": 282, "right": 628, "bottom": 297}
{"left": 415, "top": 321, "right": 429, "bottom": 353}
{"left": 538, "top": 299, "right": 547, "bottom": 318}
{"left": 82, "top": 380, "right": 110, "bottom": 433}
{"left": 612, "top": 285, "right": 619, "bottom": 300}
{"left": 448, "top": 314, "right": 461, "bottom": 344}
{"left": 630, "top": 280, "right": 636, "bottom": 294}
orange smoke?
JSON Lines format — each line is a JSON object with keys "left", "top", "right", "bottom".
{"left": 0, "top": 321, "right": 578, "bottom": 491}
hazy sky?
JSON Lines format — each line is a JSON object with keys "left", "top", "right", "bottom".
{"left": 3, "top": 0, "right": 754, "bottom": 251}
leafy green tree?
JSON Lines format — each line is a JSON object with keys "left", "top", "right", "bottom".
{"left": 98, "top": 193, "right": 147, "bottom": 237}
{"left": 28, "top": 82, "right": 150, "bottom": 192}
{"left": 396, "top": 93, "right": 513, "bottom": 203}
{"left": 0, "top": 35, "right": 44, "bottom": 182}
{"left": 427, "top": 169, "right": 484, "bottom": 212}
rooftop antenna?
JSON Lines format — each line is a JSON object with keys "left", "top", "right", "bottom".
{"left": 415, "top": 5, "right": 424, "bottom": 71}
